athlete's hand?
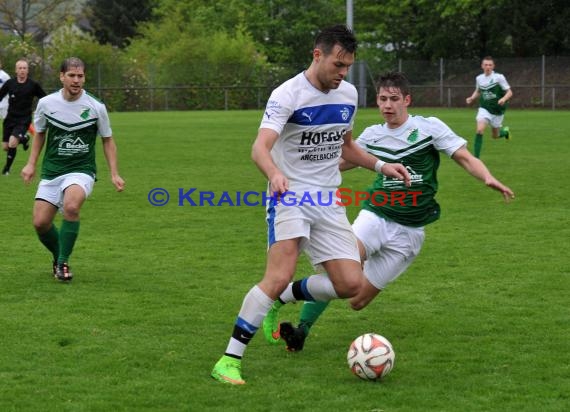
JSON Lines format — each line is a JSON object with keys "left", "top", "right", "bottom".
{"left": 269, "top": 171, "right": 289, "bottom": 199}
{"left": 21, "top": 164, "right": 35, "bottom": 184}
{"left": 112, "top": 175, "right": 125, "bottom": 192}
{"left": 485, "top": 177, "right": 515, "bottom": 202}
{"left": 381, "top": 163, "right": 411, "bottom": 187}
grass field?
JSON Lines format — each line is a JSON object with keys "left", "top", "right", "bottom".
{"left": 0, "top": 108, "right": 568, "bottom": 412}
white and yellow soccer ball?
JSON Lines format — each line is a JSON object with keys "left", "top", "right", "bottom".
{"left": 347, "top": 333, "right": 395, "bottom": 381}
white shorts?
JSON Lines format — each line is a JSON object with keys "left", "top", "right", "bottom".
{"left": 352, "top": 209, "right": 425, "bottom": 290}
{"left": 35, "top": 172, "right": 94, "bottom": 210}
{"left": 266, "top": 191, "right": 360, "bottom": 267}
{"left": 476, "top": 107, "right": 504, "bottom": 129}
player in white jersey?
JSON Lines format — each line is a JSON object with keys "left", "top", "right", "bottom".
{"left": 21, "top": 57, "right": 125, "bottom": 281}
{"left": 0, "top": 60, "right": 10, "bottom": 119}
{"left": 466, "top": 56, "right": 513, "bottom": 158}
{"left": 264, "top": 72, "right": 515, "bottom": 352}
{"left": 212, "top": 25, "right": 411, "bottom": 385}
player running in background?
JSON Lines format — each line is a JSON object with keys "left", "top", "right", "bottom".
{"left": 21, "top": 57, "right": 125, "bottom": 281}
{"left": 264, "top": 71, "right": 515, "bottom": 352}
{"left": 0, "top": 59, "right": 46, "bottom": 175}
{"left": 211, "top": 25, "right": 410, "bottom": 385}
{"left": 466, "top": 56, "right": 513, "bottom": 158}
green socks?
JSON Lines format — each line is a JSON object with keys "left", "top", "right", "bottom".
{"left": 38, "top": 224, "right": 59, "bottom": 261}
{"left": 58, "top": 220, "right": 80, "bottom": 264}
{"left": 299, "top": 300, "right": 330, "bottom": 336}
{"left": 474, "top": 133, "right": 483, "bottom": 158}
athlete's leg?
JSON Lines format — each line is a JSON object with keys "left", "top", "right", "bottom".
{"left": 212, "top": 238, "right": 300, "bottom": 384}
{"left": 58, "top": 184, "right": 87, "bottom": 266}
{"left": 33, "top": 199, "right": 59, "bottom": 265}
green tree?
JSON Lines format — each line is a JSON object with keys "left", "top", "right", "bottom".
{"left": 86, "top": 0, "right": 156, "bottom": 48}
{"left": 243, "top": 0, "right": 345, "bottom": 68}
{"left": 126, "top": 0, "right": 271, "bottom": 108}
{"left": 501, "top": 0, "right": 570, "bottom": 56}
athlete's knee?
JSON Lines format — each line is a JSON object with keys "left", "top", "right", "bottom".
{"left": 349, "top": 293, "right": 375, "bottom": 311}
{"left": 349, "top": 283, "right": 381, "bottom": 310}
{"left": 259, "top": 271, "right": 294, "bottom": 299}
{"left": 62, "top": 205, "right": 81, "bottom": 221}
{"left": 33, "top": 217, "right": 53, "bottom": 233}
{"left": 333, "top": 275, "right": 361, "bottom": 298}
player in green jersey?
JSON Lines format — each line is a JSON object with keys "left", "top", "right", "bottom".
{"left": 466, "top": 56, "right": 513, "bottom": 158}
{"left": 21, "top": 57, "right": 125, "bottom": 281}
{"left": 263, "top": 71, "right": 515, "bottom": 351}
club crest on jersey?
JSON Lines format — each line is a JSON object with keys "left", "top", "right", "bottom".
{"left": 80, "top": 108, "right": 91, "bottom": 120}
{"left": 340, "top": 107, "right": 351, "bottom": 121}
{"left": 407, "top": 128, "right": 419, "bottom": 143}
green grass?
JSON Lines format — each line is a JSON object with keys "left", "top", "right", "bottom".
{"left": 0, "top": 108, "right": 568, "bottom": 411}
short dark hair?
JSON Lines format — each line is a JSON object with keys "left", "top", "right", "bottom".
{"left": 376, "top": 72, "right": 411, "bottom": 96}
{"left": 482, "top": 55, "right": 495, "bottom": 62}
{"left": 60, "top": 57, "right": 85, "bottom": 73}
{"left": 314, "top": 25, "right": 357, "bottom": 55}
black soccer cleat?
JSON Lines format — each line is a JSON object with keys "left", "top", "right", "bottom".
{"left": 55, "top": 263, "right": 73, "bottom": 282}
{"left": 280, "top": 322, "right": 307, "bottom": 352}
{"left": 21, "top": 135, "right": 30, "bottom": 151}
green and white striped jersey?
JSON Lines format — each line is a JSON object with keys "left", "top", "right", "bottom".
{"left": 476, "top": 71, "right": 511, "bottom": 115}
{"left": 355, "top": 115, "right": 466, "bottom": 227}
{"left": 34, "top": 90, "right": 112, "bottom": 180}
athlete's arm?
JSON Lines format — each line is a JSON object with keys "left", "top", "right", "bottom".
{"left": 339, "top": 158, "right": 358, "bottom": 171}
{"left": 341, "top": 131, "right": 411, "bottom": 186}
{"left": 21, "top": 131, "right": 46, "bottom": 184}
{"left": 498, "top": 88, "right": 513, "bottom": 106}
{"left": 251, "top": 127, "right": 289, "bottom": 196}
{"left": 101, "top": 136, "right": 125, "bottom": 191}
{"left": 466, "top": 89, "right": 480, "bottom": 105}
{"left": 452, "top": 146, "right": 515, "bottom": 201}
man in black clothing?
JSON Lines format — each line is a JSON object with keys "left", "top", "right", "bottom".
{"left": 0, "top": 59, "right": 46, "bottom": 175}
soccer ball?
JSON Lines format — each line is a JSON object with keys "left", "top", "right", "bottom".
{"left": 347, "top": 333, "right": 395, "bottom": 380}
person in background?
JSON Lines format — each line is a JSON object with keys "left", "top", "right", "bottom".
{"left": 0, "top": 59, "right": 46, "bottom": 175}
{"left": 465, "top": 56, "right": 513, "bottom": 158}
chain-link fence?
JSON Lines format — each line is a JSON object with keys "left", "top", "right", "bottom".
{"left": 355, "top": 56, "right": 570, "bottom": 109}
{"left": 40, "top": 56, "right": 570, "bottom": 111}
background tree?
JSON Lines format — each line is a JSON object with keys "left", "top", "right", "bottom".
{"left": 243, "top": 0, "right": 345, "bottom": 69}
{"left": 86, "top": 0, "right": 156, "bottom": 48}
{"left": 0, "top": 0, "right": 78, "bottom": 40}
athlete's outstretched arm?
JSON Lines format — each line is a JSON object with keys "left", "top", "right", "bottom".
{"left": 452, "top": 146, "right": 514, "bottom": 201}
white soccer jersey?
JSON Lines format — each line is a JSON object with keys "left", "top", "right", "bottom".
{"left": 0, "top": 69, "right": 10, "bottom": 117}
{"left": 357, "top": 115, "right": 466, "bottom": 160}
{"left": 475, "top": 71, "right": 510, "bottom": 115}
{"left": 260, "top": 72, "right": 357, "bottom": 192}
{"left": 34, "top": 89, "right": 112, "bottom": 179}
{"left": 34, "top": 90, "right": 112, "bottom": 136}
{"left": 475, "top": 71, "right": 510, "bottom": 93}
{"left": 356, "top": 115, "right": 467, "bottom": 227}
